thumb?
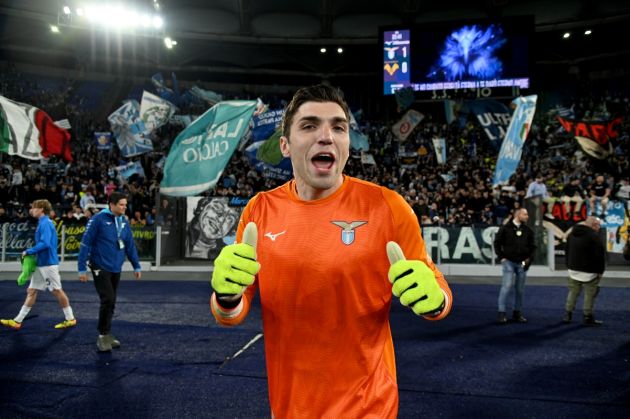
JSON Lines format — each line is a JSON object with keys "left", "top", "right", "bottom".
{"left": 386, "top": 241, "right": 406, "bottom": 265}
{"left": 242, "top": 222, "right": 258, "bottom": 257}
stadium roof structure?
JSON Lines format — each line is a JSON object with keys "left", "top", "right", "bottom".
{"left": 0, "top": 0, "right": 629, "bottom": 87}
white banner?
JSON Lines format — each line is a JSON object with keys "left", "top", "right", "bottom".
{"left": 391, "top": 109, "right": 424, "bottom": 141}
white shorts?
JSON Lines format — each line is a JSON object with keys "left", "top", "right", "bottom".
{"left": 29, "top": 266, "right": 63, "bottom": 292}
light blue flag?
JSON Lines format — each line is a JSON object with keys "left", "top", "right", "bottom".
{"left": 493, "top": 95, "right": 538, "bottom": 186}
{"left": 108, "top": 100, "right": 153, "bottom": 157}
{"left": 160, "top": 100, "right": 257, "bottom": 196}
{"left": 350, "top": 130, "right": 369, "bottom": 151}
{"left": 116, "top": 161, "right": 145, "bottom": 180}
{"left": 190, "top": 86, "right": 223, "bottom": 106}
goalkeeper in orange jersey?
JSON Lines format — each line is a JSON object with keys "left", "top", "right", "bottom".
{"left": 210, "top": 84, "right": 453, "bottom": 418}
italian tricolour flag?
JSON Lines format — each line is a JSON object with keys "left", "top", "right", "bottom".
{"left": 0, "top": 94, "right": 72, "bottom": 162}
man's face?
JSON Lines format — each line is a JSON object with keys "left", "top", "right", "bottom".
{"left": 516, "top": 209, "right": 529, "bottom": 223}
{"left": 29, "top": 205, "right": 44, "bottom": 218}
{"left": 280, "top": 101, "right": 349, "bottom": 198}
{"left": 110, "top": 199, "right": 127, "bottom": 216}
{"left": 199, "top": 200, "right": 237, "bottom": 240}
{"left": 592, "top": 219, "right": 601, "bottom": 232}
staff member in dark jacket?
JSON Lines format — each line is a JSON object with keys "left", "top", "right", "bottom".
{"left": 563, "top": 216, "right": 605, "bottom": 326}
{"left": 78, "top": 192, "right": 141, "bottom": 352}
{"left": 494, "top": 208, "right": 536, "bottom": 324}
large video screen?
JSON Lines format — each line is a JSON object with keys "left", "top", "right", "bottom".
{"left": 382, "top": 16, "right": 533, "bottom": 95}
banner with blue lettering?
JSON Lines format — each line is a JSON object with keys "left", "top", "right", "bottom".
{"left": 251, "top": 109, "right": 284, "bottom": 141}
{"left": 94, "top": 132, "right": 112, "bottom": 150}
{"left": 160, "top": 100, "right": 257, "bottom": 196}
{"left": 468, "top": 100, "right": 511, "bottom": 147}
{"left": 493, "top": 95, "right": 538, "bottom": 186}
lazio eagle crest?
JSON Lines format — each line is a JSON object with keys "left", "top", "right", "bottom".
{"left": 331, "top": 221, "right": 368, "bottom": 245}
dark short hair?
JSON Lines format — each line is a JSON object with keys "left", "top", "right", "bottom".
{"left": 281, "top": 84, "right": 350, "bottom": 138}
{"left": 108, "top": 192, "right": 127, "bottom": 205}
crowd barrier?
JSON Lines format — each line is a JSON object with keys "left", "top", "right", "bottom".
{"left": 2, "top": 220, "right": 626, "bottom": 270}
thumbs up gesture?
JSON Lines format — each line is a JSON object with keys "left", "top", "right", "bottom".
{"left": 386, "top": 241, "right": 445, "bottom": 316}
{"left": 211, "top": 222, "right": 260, "bottom": 300}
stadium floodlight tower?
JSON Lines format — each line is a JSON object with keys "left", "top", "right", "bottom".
{"left": 57, "top": 1, "right": 165, "bottom": 38}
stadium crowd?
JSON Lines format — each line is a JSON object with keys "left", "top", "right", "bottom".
{"left": 1, "top": 64, "right": 629, "bottom": 229}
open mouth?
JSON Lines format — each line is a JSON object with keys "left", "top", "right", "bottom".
{"left": 311, "top": 152, "right": 335, "bottom": 171}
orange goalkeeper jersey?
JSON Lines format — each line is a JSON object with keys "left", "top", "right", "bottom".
{"left": 211, "top": 176, "right": 452, "bottom": 418}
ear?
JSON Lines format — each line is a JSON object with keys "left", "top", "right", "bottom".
{"left": 280, "top": 136, "right": 291, "bottom": 158}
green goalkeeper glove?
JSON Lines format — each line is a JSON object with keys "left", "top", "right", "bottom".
{"left": 386, "top": 241, "right": 445, "bottom": 316}
{"left": 211, "top": 222, "right": 260, "bottom": 299}
{"left": 17, "top": 254, "right": 36, "bottom": 286}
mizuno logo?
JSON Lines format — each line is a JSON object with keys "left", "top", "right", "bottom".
{"left": 331, "top": 221, "right": 368, "bottom": 245}
{"left": 265, "top": 231, "right": 286, "bottom": 241}
{"left": 106, "top": 222, "right": 112, "bottom": 225}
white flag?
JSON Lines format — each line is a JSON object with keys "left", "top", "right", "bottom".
{"left": 391, "top": 109, "right": 424, "bottom": 141}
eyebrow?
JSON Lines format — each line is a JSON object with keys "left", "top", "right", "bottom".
{"left": 298, "top": 115, "right": 348, "bottom": 125}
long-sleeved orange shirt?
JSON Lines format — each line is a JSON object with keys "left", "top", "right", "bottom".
{"left": 211, "top": 176, "right": 452, "bottom": 418}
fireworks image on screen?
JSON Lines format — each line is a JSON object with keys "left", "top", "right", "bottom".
{"left": 427, "top": 24, "right": 506, "bottom": 81}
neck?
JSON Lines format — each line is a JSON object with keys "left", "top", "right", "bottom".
{"left": 294, "top": 177, "right": 343, "bottom": 201}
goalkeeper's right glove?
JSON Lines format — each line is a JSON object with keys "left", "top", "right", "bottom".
{"left": 211, "top": 222, "right": 260, "bottom": 300}
{"left": 17, "top": 254, "right": 36, "bottom": 286}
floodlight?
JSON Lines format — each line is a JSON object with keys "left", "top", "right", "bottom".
{"left": 153, "top": 16, "right": 163, "bottom": 29}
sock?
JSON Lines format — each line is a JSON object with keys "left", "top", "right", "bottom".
{"left": 62, "top": 306, "right": 75, "bottom": 321}
{"left": 15, "top": 305, "right": 32, "bottom": 323}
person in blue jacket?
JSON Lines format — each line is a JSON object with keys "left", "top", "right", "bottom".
{"left": 1, "top": 199, "right": 77, "bottom": 330}
{"left": 78, "top": 192, "right": 141, "bottom": 352}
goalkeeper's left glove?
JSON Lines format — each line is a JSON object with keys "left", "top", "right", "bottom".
{"left": 386, "top": 241, "right": 445, "bottom": 316}
{"left": 17, "top": 254, "right": 36, "bottom": 286}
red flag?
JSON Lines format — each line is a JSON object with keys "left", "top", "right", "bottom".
{"left": 34, "top": 110, "right": 72, "bottom": 161}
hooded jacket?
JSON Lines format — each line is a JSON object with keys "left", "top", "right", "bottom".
{"left": 566, "top": 224, "right": 605, "bottom": 274}
{"left": 78, "top": 209, "right": 141, "bottom": 274}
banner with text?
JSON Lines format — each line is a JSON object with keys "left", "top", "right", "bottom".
{"left": 160, "top": 100, "right": 257, "bottom": 196}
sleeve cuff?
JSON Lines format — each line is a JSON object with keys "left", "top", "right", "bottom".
{"left": 211, "top": 293, "right": 244, "bottom": 320}
{"left": 423, "top": 289, "right": 451, "bottom": 321}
